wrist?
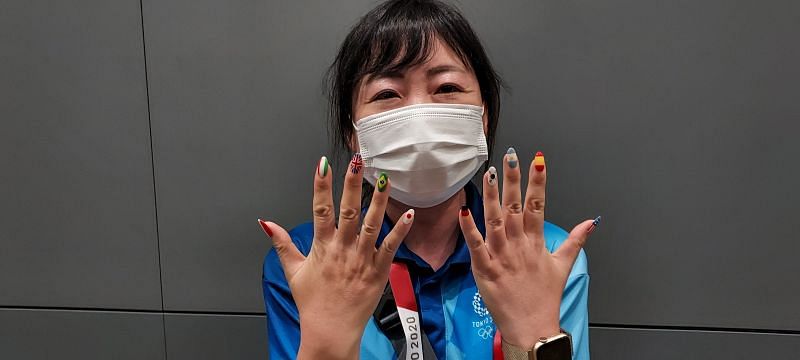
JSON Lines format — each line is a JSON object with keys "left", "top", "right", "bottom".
{"left": 499, "top": 313, "right": 560, "bottom": 349}
{"left": 298, "top": 322, "right": 363, "bottom": 360}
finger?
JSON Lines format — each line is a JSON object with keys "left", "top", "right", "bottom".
{"left": 482, "top": 166, "right": 506, "bottom": 252}
{"left": 523, "top": 151, "right": 547, "bottom": 247}
{"left": 502, "top": 147, "right": 525, "bottom": 240}
{"left": 259, "top": 219, "right": 304, "bottom": 278}
{"left": 458, "top": 206, "right": 492, "bottom": 274}
{"left": 337, "top": 153, "right": 365, "bottom": 244}
{"left": 374, "top": 209, "right": 414, "bottom": 272}
{"left": 359, "top": 172, "right": 390, "bottom": 254}
{"left": 554, "top": 216, "right": 601, "bottom": 267}
{"left": 312, "top": 156, "right": 335, "bottom": 241}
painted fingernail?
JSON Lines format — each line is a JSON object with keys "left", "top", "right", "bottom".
{"left": 257, "top": 219, "right": 273, "bottom": 237}
{"left": 534, "top": 151, "right": 545, "bottom": 172}
{"left": 506, "top": 147, "right": 518, "bottom": 168}
{"left": 377, "top": 172, "right": 388, "bottom": 192}
{"left": 317, "top": 156, "right": 329, "bottom": 178}
{"left": 460, "top": 205, "right": 470, "bottom": 217}
{"left": 350, "top": 153, "right": 363, "bottom": 174}
{"left": 402, "top": 209, "right": 415, "bottom": 224}
{"left": 587, "top": 216, "right": 602, "bottom": 234}
{"left": 487, "top": 166, "right": 497, "bottom": 186}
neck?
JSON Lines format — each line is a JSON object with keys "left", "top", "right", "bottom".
{"left": 385, "top": 189, "right": 466, "bottom": 271}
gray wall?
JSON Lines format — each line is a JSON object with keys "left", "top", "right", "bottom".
{"left": 1, "top": 0, "right": 798, "bottom": 359}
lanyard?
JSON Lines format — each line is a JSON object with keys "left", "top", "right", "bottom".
{"left": 388, "top": 262, "right": 503, "bottom": 360}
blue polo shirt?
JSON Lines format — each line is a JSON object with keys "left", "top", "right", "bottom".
{"left": 262, "top": 180, "right": 590, "bottom": 359}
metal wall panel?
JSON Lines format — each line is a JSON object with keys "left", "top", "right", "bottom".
{"left": 142, "top": 0, "right": 375, "bottom": 312}
{"left": 458, "top": 0, "right": 800, "bottom": 330}
{"left": 0, "top": 0, "right": 161, "bottom": 310}
{"left": 0, "top": 309, "right": 165, "bottom": 360}
{"left": 164, "top": 313, "right": 267, "bottom": 359}
{"left": 590, "top": 327, "right": 800, "bottom": 359}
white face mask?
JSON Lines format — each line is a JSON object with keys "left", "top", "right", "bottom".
{"left": 353, "top": 103, "right": 488, "bottom": 208}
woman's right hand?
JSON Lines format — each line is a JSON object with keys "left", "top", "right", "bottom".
{"left": 258, "top": 155, "right": 414, "bottom": 360}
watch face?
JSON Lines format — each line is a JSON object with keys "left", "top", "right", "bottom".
{"left": 536, "top": 335, "right": 572, "bottom": 359}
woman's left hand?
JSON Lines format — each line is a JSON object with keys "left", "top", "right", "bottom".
{"left": 458, "top": 149, "right": 598, "bottom": 349}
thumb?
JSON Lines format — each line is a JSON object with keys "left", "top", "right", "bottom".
{"left": 259, "top": 219, "right": 305, "bottom": 278}
{"left": 553, "top": 216, "right": 601, "bottom": 267}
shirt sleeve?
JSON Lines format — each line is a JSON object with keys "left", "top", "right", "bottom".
{"left": 545, "top": 222, "right": 590, "bottom": 360}
{"left": 560, "top": 257, "right": 590, "bottom": 360}
{"left": 262, "top": 222, "right": 313, "bottom": 359}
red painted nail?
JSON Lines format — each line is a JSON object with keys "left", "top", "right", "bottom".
{"left": 258, "top": 219, "right": 273, "bottom": 237}
{"left": 460, "top": 206, "right": 469, "bottom": 217}
{"left": 534, "top": 151, "right": 545, "bottom": 172}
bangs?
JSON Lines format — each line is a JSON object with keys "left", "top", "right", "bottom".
{"left": 359, "top": 2, "right": 471, "bottom": 79}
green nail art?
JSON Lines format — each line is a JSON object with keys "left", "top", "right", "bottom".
{"left": 377, "top": 172, "right": 388, "bottom": 192}
{"left": 318, "top": 156, "right": 329, "bottom": 177}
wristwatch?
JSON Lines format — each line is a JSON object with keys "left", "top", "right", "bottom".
{"left": 501, "top": 329, "right": 573, "bottom": 360}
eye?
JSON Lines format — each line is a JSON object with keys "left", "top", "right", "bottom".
{"left": 436, "top": 83, "right": 463, "bottom": 94}
{"left": 370, "top": 89, "right": 400, "bottom": 102}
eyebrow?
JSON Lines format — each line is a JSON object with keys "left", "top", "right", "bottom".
{"left": 425, "top": 64, "right": 466, "bottom": 77}
{"left": 365, "top": 64, "right": 466, "bottom": 84}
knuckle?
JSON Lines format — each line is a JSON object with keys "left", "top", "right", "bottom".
{"left": 313, "top": 204, "right": 334, "bottom": 220}
{"left": 381, "top": 240, "right": 397, "bottom": 254}
{"left": 360, "top": 222, "right": 379, "bottom": 238}
{"left": 486, "top": 217, "right": 504, "bottom": 229}
{"left": 506, "top": 202, "right": 523, "bottom": 215}
{"left": 525, "top": 197, "right": 546, "bottom": 214}
{"left": 339, "top": 206, "right": 360, "bottom": 222}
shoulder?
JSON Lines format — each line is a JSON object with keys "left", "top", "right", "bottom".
{"left": 543, "top": 221, "right": 588, "bottom": 277}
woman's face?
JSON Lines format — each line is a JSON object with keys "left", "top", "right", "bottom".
{"left": 350, "top": 36, "right": 488, "bottom": 151}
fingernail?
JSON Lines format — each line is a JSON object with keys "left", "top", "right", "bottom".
{"left": 258, "top": 219, "right": 273, "bottom": 237}
{"left": 506, "top": 147, "right": 518, "bottom": 168}
{"left": 350, "top": 153, "right": 363, "bottom": 174}
{"left": 317, "top": 156, "right": 329, "bottom": 178}
{"left": 377, "top": 172, "right": 388, "bottom": 192}
{"left": 402, "top": 209, "right": 415, "bottom": 224}
{"left": 534, "top": 151, "right": 545, "bottom": 172}
{"left": 587, "top": 216, "right": 602, "bottom": 234}
{"left": 460, "top": 205, "right": 470, "bottom": 217}
{"left": 487, "top": 166, "right": 497, "bottom": 186}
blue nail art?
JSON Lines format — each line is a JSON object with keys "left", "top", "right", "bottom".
{"left": 506, "top": 147, "right": 518, "bottom": 168}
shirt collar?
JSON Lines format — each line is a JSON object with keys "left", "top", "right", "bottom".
{"left": 367, "top": 180, "right": 486, "bottom": 271}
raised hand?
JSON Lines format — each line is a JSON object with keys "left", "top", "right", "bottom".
{"left": 458, "top": 149, "right": 599, "bottom": 349}
{"left": 259, "top": 155, "right": 414, "bottom": 359}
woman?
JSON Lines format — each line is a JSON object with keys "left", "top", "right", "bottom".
{"left": 260, "top": 0, "right": 598, "bottom": 359}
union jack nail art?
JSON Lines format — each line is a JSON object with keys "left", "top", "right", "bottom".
{"left": 350, "top": 153, "right": 363, "bottom": 174}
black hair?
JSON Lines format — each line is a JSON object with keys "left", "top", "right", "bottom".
{"left": 325, "top": 0, "right": 504, "bottom": 206}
